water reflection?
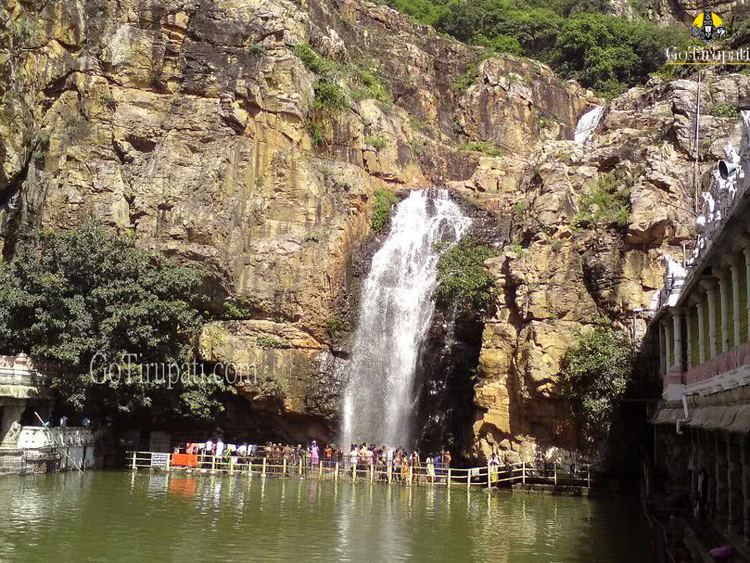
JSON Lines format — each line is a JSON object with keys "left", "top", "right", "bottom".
{"left": 0, "top": 472, "right": 651, "bottom": 562}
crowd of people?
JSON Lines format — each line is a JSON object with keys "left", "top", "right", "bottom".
{"left": 179, "top": 439, "right": 453, "bottom": 482}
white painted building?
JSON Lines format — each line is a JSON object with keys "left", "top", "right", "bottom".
{"left": 0, "top": 354, "right": 96, "bottom": 474}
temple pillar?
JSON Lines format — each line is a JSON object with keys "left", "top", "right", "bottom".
{"left": 730, "top": 256, "right": 741, "bottom": 348}
{"left": 741, "top": 436, "right": 750, "bottom": 541}
{"left": 673, "top": 309, "right": 684, "bottom": 372}
{"left": 665, "top": 317, "right": 672, "bottom": 372}
{"left": 717, "top": 432, "right": 729, "bottom": 525}
{"left": 728, "top": 436, "right": 742, "bottom": 533}
{"left": 719, "top": 271, "right": 730, "bottom": 353}
{"left": 686, "top": 307, "right": 694, "bottom": 369}
{"left": 690, "top": 429, "right": 698, "bottom": 502}
{"left": 706, "top": 281, "right": 719, "bottom": 359}
{"left": 697, "top": 298, "right": 706, "bottom": 365}
{"left": 659, "top": 322, "right": 666, "bottom": 375}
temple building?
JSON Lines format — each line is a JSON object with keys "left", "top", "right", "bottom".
{"left": 0, "top": 354, "right": 96, "bottom": 474}
{"left": 649, "top": 111, "right": 750, "bottom": 553}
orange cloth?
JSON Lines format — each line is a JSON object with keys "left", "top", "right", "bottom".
{"left": 172, "top": 453, "right": 199, "bottom": 467}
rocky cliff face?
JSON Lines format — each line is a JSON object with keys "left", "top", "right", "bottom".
{"left": 1, "top": 0, "right": 743, "bottom": 455}
{"left": 459, "top": 73, "right": 750, "bottom": 461}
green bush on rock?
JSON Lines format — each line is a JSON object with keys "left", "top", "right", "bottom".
{"left": 314, "top": 80, "right": 350, "bottom": 112}
{"left": 460, "top": 141, "right": 503, "bottom": 157}
{"left": 371, "top": 189, "right": 400, "bottom": 233}
{"left": 572, "top": 171, "right": 631, "bottom": 230}
{"left": 435, "top": 240, "right": 498, "bottom": 314}
{"left": 711, "top": 103, "right": 740, "bottom": 119}
{"left": 560, "top": 325, "right": 634, "bottom": 441}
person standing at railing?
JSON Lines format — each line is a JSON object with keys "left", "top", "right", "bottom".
{"left": 410, "top": 451, "right": 421, "bottom": 484}
{"left": 215, "top": 438, "right": 225, "bottom": 461}
{"left": 323, "top": 444, "right": 333, "bottom": 468}
{"left": 442, "top": 450, "right": 452, "bottom": 469}
{"left": 426, "top": 456, "right": 435, "bottom": 484}
{"left": 348, "top": 445, "right": 358, "bottom": 470}
{"left": 489, "top": 453, "right": 500, "bottom": 484}
{"left": 394, "top": 451, "right": 403, "bottom": 481}
{"left": 310, "top": 441, "right": 320, "bottom": 469}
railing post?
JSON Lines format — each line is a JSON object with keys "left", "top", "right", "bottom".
{"left": 522, "top": 461, "right": 526, "bottom": 485}
{"left": 335, "top": 462, "right": 339, "bottom": 482}
{"left": 352, "top": 464, "right": 356, "bottom": 482}
{"left": 587, "top": 465, "right": 591, "bottom": 488}
{"left": 262, "top": 457, "right": 266, "bottom": 477}
{"left": 248, "top": 460, "right": 253, "bottom": 476}
{"left": 131, "top": 451, "right": 137, "bottom": 470}
{"left": 298, "top": 458, "right": 303, "bottom": 476}
{"left": 282, "top": 458, "right": 287, "bottom": 476}
{"left": 408, "top": 465, "right": 413, "bottom": 486}
{"left": 211, "top": 455, "right": 216, "bottom": 473}
{"left": 319, "top": 461, "right": 323, "bottom": 479}
{"left": 466, "top": 469, "right": 471, "bottom": 490}
{"left": 370, "top": 464, "right": 374, "bottom": 483}
{"left": 487, "top": 464, "right": 491, "bottom": 488}
{"left": 447, "top": 467, "right": 451, "bottom": 487}
{"left": 166, "top": 453, "right": 171, "bottom": 472}
{"left": 554, "top": 463, "right": 557, "bottom": 486}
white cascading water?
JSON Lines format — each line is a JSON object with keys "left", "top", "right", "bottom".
{"left": 575, "top": 105, "right": 604, "bottom": 144}
{"left": 340, "top": 189, "right": 471, "bottom": 449}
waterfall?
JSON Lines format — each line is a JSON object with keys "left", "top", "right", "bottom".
{"left": 340, "top": 189, "right": 471, "bottom": 449}
{"left": 575, "top": 106, "right": 604, "bottom": 144}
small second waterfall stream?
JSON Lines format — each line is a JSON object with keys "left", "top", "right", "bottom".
{"left": 340, "top": 189, "right": 471, "bottom": 448}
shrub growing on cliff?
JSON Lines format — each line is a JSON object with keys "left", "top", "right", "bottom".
{"left": 364, "top": 135, "right": 388, "bottom": 151}
{"left": 351, "top": 65, "right": 392, "bottom": 104}
{"left": 434, "top": 240, "right": 497, "bottom": 314}
{"left": 711, "top": 103, "right": 740, "bottom": 119}
{"left": 0, "top": 224, "right": 224, "bottom": 423}
{"left": 560, "top": 326, "right": 634, "bottom": 441}
{"left": 295, "top": 43, "right": 338, "bottom": 76}
{"left": 371, "top": 189, "right": 400, "bottom": 233}
{"left": 314, "top": 80, "right": 350, "bottom": 112}
{"left": 460, "top": 141, "right": 503, "bottom": 157}
{"left": 572, "top": 171, "right": 631, "bottom": 231}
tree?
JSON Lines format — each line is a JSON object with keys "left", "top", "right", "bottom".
{"left": 553, "top": 13, "right": 674, "bottom": 97}
{"left": 560, "top": 325, "right": 634, "bottom": 444}
{"left": 0, "top": 224, "right": 225, "bottom": 424}
{"left": 434, "top": 240, "right": 497, "bottom": 314}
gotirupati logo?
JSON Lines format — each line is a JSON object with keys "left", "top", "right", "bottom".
{"left": 691, "top": 5, "right": 728, "bottom": 42}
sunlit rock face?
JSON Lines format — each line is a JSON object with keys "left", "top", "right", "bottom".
{"left": 3, "top": 0, "right": 743, "bottom": 455}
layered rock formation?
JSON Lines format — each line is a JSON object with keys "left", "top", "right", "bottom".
{"left": 1, "top": 0, "right": 744, "bottom": 456}
{"left": 458, "top": 73, "right": 750, "bottom": 461}
{"left": 0, "top": 0, "right": 593, "bottom": 443}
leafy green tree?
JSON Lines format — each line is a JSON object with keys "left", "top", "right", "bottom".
{"left": 435, "top": 240, "right": 498, "bottom": 314}
{"left": 0, "top": 224, "right": 225, "bottom": 424}
{"left": 560, "top": 326, "right": 634, "bottom": 443}
{"left": 384, "top": 0, "right": 682, "bottom": 97}
{"left": 552, "top": 13, "right": 673, "bottom": 97}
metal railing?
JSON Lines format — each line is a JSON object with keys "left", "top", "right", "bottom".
{"left": 125, "top": 452, "right": 593, "bottom": 489}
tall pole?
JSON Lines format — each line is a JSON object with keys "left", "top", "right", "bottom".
{"left": 694, "top": 72, "right": 702, "bottom": 213}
